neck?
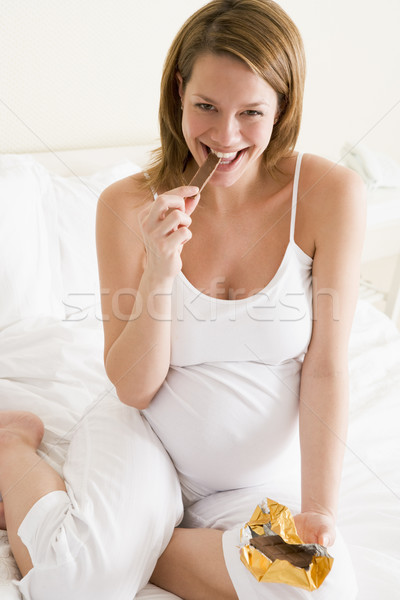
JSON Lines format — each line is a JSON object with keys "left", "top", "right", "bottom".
{"left": 186, "top": 161, "right": 270, "bottom": 214}
{"left": 199, "top": 168, "right": 284, "bottom": 215}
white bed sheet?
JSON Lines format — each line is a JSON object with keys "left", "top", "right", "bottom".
{"left": 0, "top": 146, "right": 399, "bottom": 598}
{"left": 0, "top": 300, "right": 399, "bottom": 599}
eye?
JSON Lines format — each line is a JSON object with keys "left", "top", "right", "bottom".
{"left": 243, "top": 110, "right": 263, "bottom": 117}
{"left": 196, "top": 103, "right": 215, "bottom": 112}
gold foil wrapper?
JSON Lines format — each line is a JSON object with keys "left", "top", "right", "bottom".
{"left": 240, "top": 498, "right": 334, "bottom": 591}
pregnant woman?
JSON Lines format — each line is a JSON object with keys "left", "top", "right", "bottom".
{"left": 0, "top": 1, "right": 365, "bottom": 598}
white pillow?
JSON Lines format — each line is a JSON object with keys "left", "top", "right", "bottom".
{"left": 0, "top": 155, "right": 64, "bottom": 329}
{"left": 49, "top": 162, "right": 141, "bottom": 317}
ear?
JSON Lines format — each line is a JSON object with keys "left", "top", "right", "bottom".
{"left": 176, "top": 71, "right": 184, "bottom": 99}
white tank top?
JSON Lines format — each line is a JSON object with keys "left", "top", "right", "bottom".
{"left": 144, "top": 153, "right": 313, "bottom": 500}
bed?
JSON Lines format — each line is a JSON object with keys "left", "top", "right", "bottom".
{"left": 0, "top": 144, "right": 399, "bottom": 599}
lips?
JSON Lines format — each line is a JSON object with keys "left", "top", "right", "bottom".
{"left": 202, "top": 143, "right": 245, "bottom": 165}
{"left": 211, "top": 149, "right": 238, "bottom": 161}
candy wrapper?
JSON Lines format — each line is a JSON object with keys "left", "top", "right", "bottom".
{"left": 240, "top": 498, "right": 334, "bottom": 591}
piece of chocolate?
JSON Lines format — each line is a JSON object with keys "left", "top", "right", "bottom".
{"left": 189, "top": 152, "right": 221, "bottom": 191}
{"left": 240, "top": 500, "right": 334, "bottom": 590}
{"left": 250, "top": 534, "right": 316, "bottom": 570}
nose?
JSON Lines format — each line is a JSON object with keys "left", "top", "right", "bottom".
{"left": 209, "top": 113, "right": 241, "bottom": 149}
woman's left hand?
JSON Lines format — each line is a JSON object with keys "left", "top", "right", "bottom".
{"left": 293, "top": 511, "right": 336, "bottom": 548}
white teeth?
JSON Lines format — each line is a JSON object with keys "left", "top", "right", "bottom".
{"left": 211, "top": 149, "right": 238, "bottom": 159}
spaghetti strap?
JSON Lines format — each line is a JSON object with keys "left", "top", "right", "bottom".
{"left": 290, "top": 153, "right": 303, "bottom": 243}
{"left": 143, "top": 172, "right": 158, "bottom": 200}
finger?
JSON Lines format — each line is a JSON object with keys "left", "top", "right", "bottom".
{"left": 150, "top": 187, "right": 199, "bottom": 222}
{"left": 174, "top": 226, "right": 193, "bottom": 248}
{"left": 153, "top": 195, "right": 187, "bottom": 220}
{"left": 163, "top": 186, "right": 200, "bottom": 199}
{"left": 318, "top": 529, "right": 334, "bottom": 547}
{"left": 185, "top": 193, "right": 201, "bottom": 216}
{"left": 318, "top": 533, "right": 327, "bottom": 547}
{"left": 160, "top": 225, "right": 192, "bottom": 252}
{"left": 157, "top": 210, "right": 192, "bottom": 236}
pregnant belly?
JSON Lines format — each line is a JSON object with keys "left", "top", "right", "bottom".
{"left": 143, "top": 360, "right": 301, "bottom": 494}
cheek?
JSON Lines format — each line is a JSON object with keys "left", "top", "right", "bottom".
{"left": 182, "top": 112, "right": 205, "bottom": 142}
{"left": 249, "top": 121, "right": 275, "bottom": 149}
{"left": 263, "top": 113, "right": 277, "bottom": 137}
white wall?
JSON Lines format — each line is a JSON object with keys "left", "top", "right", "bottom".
{"left": 280, "top": 0, "right": 400, "bottom": 162}
{"left": 1, "top": 0, "right": 399, "bottom": 164}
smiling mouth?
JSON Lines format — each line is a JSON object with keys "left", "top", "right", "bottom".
{"left": 203, "top": 143, "right": 246, "bottom": 165}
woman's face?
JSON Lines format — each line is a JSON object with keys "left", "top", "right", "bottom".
{"left": 178, "top": 52, "right": 280, "bottom": 188}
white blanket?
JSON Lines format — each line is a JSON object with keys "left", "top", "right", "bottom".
{"left": 0, "top": 300, "right": 399, "bottom": 599}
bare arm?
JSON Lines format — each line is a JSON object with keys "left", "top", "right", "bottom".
{"left": 295, "top": 163, "right": 366, "bottom": 545}
{"left": 96, "top": 175, "right": 199, "bottom": 409}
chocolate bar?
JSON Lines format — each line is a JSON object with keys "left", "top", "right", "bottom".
{"left": 240, "top": 499, "right": 334, "bottom": 591}
{"left": 189, "top": 152, "right": 221, "bottom": 191}
{"left": 250, "top": 533, "right": 317, "bottom": 570}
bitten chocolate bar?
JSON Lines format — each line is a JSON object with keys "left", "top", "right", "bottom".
{"left": 240, "top": 499, "right": 334, "bottom": 591}
{"left": 189, "top": 152, "right": 221, "bottom": 191}
{"left": 250, "top": 533, "right": 317, "bottom": 570}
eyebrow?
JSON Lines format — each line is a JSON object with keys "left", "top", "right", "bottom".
{"left": 193, "top": 94, "right": 270, "bottom": 108}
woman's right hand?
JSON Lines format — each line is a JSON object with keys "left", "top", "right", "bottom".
{"left": 138, "top": 186, "right": 200, "bottom": 281}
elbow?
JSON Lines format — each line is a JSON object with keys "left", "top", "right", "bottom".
{"left": 104, "top": 352, "right": 165, "bottom": 410}
{"left": 116, "top": 388, "right": 154, "bottom": 411}
{"left": 108, "top": 372, "right": 161, "bottom": 410}
{"left": 304, "top": 364, "right": 349, "bottom": 381}
{"left": 302, "top": 352, "right": 349, "bottom": 380}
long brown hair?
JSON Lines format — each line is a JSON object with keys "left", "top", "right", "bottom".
{"left": 145, "top": 0, "right": 306, "bottom": 192}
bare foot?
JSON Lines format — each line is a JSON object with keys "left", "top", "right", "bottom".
{"left": 0, "top": 502, "right": 6, "bottom": 530}
{"left": 0, "top": 411, "right": 44, "bottom": 451}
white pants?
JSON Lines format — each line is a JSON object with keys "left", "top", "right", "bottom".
{"left": 15, "top": 394, "right": 183, "bottom": 600}
{"left": 14, "top": 394, "right": 357, "bottom": 600}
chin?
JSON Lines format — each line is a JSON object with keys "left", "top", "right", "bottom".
{"left": 209, "top": 171, "right": 246, "bottom": 189}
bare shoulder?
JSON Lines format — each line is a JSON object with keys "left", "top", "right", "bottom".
{"left": 298, "top": 153, "right": 366, "bottom": 244}
{"left": 96, "top": 172, "right": 155, "bottom": 261}
{"left": 98, "top": 172, "right": 153, "bottom": 225}
{"left": 300, "top": 153, "right": 366, "bottom": 208}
